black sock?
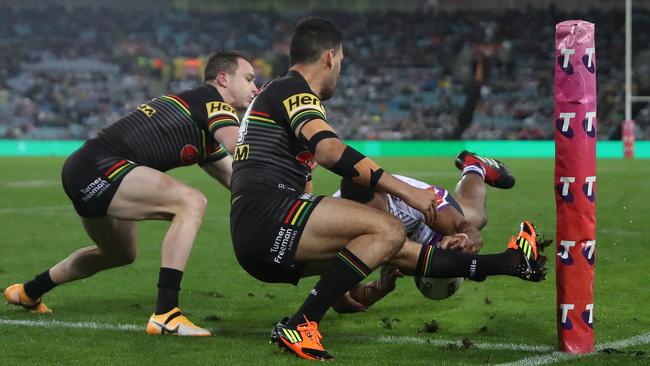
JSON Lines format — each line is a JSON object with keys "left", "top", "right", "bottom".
{"left": 287, "top": 248, "right": 371, "bottom": 327}
{"left": 416, "top": 245, "right": 521, "bottom": 281}
{"left": 23, "top": 270, "right": 57, "bottom": 300}
{"left": 155, "top": 267, "right": 183, "bottom": 315}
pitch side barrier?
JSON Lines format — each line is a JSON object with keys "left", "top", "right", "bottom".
{"left": 0, "top": 139, "right": 649, "bottom": 158}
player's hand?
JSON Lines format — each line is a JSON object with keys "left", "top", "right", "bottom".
{"left": 439, "top": 231, "right": 483, "bottom": 254}
{"left": 403, "top": 186, "right": 438, "bottom": 226}
{"left": 439, "top": 233, "right": 470, "bottom": 251}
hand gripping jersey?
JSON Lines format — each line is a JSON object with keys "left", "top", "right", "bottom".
{"left": 334, "top": 175, "right": 453, "bottom": 246}
{"left": 231, "top": 70, "right": 324, "bottom": 196}
{"left": 94, "top": 84, "right": 238, "bottom": 171}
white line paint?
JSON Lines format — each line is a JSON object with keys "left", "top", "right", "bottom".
{"left": 6, "top": 180, "right": 60, "bottom": 188}
{"left": 497, "top": 332, "right": 650, "bottom": 366}
{"left": 0, "top": 318, "right": 548, "bottom": 352}
{"left": 0, "top": 318, "right": 141, "bottom": 332}
{"left": 2, "top": 317, "right": 648, "bottom": 364}
{"left": 0, "top": 205, "right": 71, "bottom": 214}
{"left": 370, "top": 335, "right": 554, "bottom": 352}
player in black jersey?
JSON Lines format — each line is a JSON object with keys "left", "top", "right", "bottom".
{"left": 4, "top": 51, "right": 257, "bottom": 336}
{"left": 230, "top": 18, "right": 441, "bottom": 360}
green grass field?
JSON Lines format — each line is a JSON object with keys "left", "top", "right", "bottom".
{"left": 0, "top": 157, "right": 649, "bottom": 365}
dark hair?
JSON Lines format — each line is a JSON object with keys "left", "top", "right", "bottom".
{"left": 204, "top": 51, "right": 249, "bottom": 82}
{"left": 290, "top": 17, "right": 343, "bottom": 66}
{"left": 339, "top": 178, "right": 375, "bottom": 204}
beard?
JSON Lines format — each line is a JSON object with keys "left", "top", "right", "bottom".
{"left": 320, "top": 76, "right": 337, "bottom": 101}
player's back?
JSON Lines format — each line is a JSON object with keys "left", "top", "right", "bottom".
{"left": 231, "top": 71, "right": 321, "bottom": 196}
{"left": 94, "top": 85, "right": 231, "bottom": 172}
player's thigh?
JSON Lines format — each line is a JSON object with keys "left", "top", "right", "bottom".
{"left": 107, "top": 166, "right": 206, "bottom": 221}
{"left": 81, "top": 216, "right": 137, "bottom": 263}
{"left": 296, "top": 196, "right": 404, "bottom": 261}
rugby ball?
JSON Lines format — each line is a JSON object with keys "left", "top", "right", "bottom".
{"left": 414, "top": 276, "right": 463, "bottom": 300}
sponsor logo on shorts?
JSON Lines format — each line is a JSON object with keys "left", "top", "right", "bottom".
{"left": 80, "top": 177, "right": 111, "bottom": 202}
{"left": 271, "top": 226, "right": 298, "bottom": 264}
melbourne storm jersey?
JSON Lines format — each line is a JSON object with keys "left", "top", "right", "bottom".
{"left": 94, "top": 84, "right": 238, "bottom": 172}
{"left": 334, "top": 175, "right": 452, "bottom": 245}
{"left": 231, "top": 70, "right": 326, "bottom": 196}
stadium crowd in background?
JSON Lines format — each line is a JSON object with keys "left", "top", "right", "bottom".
{"left": 1, "top": 3, "right": 649, "bottom": 140}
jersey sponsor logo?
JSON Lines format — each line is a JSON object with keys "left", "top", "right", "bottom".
{"left": 137, "top": 103, "right": 157, "bottom": 117}
{"left": 206, "top": 101, "right": 237, "bottom": 119}
{"left": 233, "top": 144, "right": 249, "bottom": 161}
{"left": 180, "top": 144, "right": 200, "bottom": 165}
{"left": 295, "top": 151, "right": 318, "bottom": 170}
{"left": 270, "top": 226, "right": 298, "bottom": 264}
{"left": 282, "top": 93, "right": 326, "bottom": 118}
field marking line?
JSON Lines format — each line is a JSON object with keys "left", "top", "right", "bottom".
{"left": 0, "top": 318, "right": 141, "bottom": 332}
{"left": 3, "top": 317, "right": 648, "bottom": 363}
{"left": 496, "top": 331, "right": 650, "bottom": 366}
{"left": 0, "top": 318, "right": 549, "bottom": 352}
{"left": 368, "top": 335, "right": 554, "bottom": 352}
{"left": 0, "top": 205, "right": 71, "bottom": 214}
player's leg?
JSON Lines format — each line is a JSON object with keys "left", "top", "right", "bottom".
{"left": 102, "top": 166, "right": 210, "bottom": 336}
{"left": 269, "top": 196, "right": 406, "bottom": 360}
{"left": 454, "top": 172, "right": 488, "bottom": 230}
{"left": 346, "top": 221, "right": 550, "bottom": 308}
{"left": 454, "top": 150, "right": 516, "bottom": 230}
{"left": 46, "top": 217, "right": 137, "bottom": 285}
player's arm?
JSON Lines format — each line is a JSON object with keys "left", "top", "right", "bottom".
{"left": 433, "top": 210, "right": 483, "bottom": 253}
{"left": 213, "top": 126, "right": 239, "bottom": 155}
{"left": 296, "top": 119, "right": 438, "bottom": 224}
{"left": 200, "top": 155, "right": 233, "bottom": 190}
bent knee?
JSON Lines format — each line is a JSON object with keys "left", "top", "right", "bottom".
{"left": 178, "top": 188, "right": 208, "bottom": 216}
{"left": 378, "top": 216, "right": 406, "bottom": 257}
{"left": 104, "top": 251, "right": 136, "bottom": 267}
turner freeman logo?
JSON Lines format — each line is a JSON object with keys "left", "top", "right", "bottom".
{"left": 80, "top": 177, "right": 111, "bottom": 202}
{"left": 271, "top": 226, "right": 298, "bottom": 264}
{"left": 282, "top": 93, "right": 327, "bottom": 119}
{"left": 180, "top": 144, "right": 200, "bottom": 165}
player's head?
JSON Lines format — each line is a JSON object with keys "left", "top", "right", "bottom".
{"left": 290, "top": 17, "right": 343, "bottom": 100}
{"left": 204, "top": 51, "right": 257, "bottom": 109}
{"left": 339, "top": 178, "right": 387, "bottom": 211}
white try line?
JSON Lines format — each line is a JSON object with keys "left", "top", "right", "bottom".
{"left": 369, "top": 335, "right": 554, "bottom": 353}
{"left": 0, "top": 318, "right": 550, "bottom": 353}
{"left": 0, "top": 318, "right": 141, "bottom": 332}
{"left": 496, "top": 331, "right": 650, "bottom": 366}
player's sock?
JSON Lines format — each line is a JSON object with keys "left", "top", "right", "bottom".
{"left": 287, "top": 248, "right": 371, "bottom": 327}
{"left": 462, "top": 163, "right": 485, "bottom": 180}
{"left": 23, "top": 270, "right": 57, "bottom": 300}
{"left": 155, "top": 267, "right": 183, "bottom": 315}
{"left": 416, "top": 245, "right": 521, "bottom": 281}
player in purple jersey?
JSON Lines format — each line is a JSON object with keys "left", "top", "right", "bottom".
{"left": 331, "top": 152, "right": 522, "bottom": 312}
{"left": 4, "top": 51, "right": 257, "bottom": 336}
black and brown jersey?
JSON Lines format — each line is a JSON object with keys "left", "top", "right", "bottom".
{"left": 93, "top": 84, "right": 238, "bottom": 172}
{"left": 231, "top": 70, "right": 326, "bottom": 196}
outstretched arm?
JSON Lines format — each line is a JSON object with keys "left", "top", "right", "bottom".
{"left": 296, "top": 119, "right": 439, "bottom": 225}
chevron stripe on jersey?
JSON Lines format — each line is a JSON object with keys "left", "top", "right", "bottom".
{"left": 95, "top": 88, "right": 224, "bottom": 172}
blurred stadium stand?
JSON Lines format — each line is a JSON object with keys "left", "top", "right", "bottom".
{"left": 0, "top": 0, "right": 649, "bottom": 140}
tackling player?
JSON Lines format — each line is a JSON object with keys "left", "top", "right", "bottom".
{"left": 229, "top": 17, "right": 546, "bottom": 361}
{"left": 4, "top": 51, "right": 258, "bottom": 336}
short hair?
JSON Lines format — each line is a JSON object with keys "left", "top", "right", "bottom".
{"left": 339, "top": 178, "right": 375, "bottom": 204}
{"left": 290, "top": 17, "right": 343, "bottom": 66}
{"left": 204, "top": 51, "right": 249, "bottom": 82}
